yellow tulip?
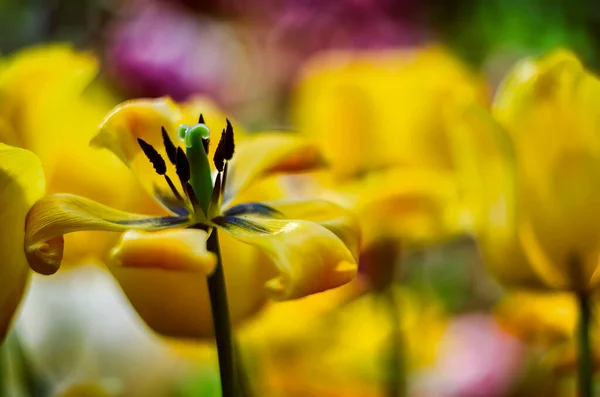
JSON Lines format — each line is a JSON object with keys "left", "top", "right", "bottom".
{"left": 453, "top": 49, "right": 600, "bottom": 292}
{"left": 291, "top": 45, "right": 487, "bottom": 250}
{"left": 495, "top": 49, "right": 600, "bottom": 292}
{"left": 293, "top": 45, "right": 488, "bottom": 180}
{"left": 2, "top": 96, "right": 359, "bottom": 339}
{"left": 0, "top": 145, "right": 44, "bottom": 340}
{"left": 0, "top": 44, "right": 130, "bottom": 339}
{"left": 0, "top": 44, "right": 143, "bottom": 265}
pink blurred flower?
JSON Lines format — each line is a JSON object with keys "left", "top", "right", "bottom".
{"left": 416, "top": 314, "right": 525, "bottom": 397}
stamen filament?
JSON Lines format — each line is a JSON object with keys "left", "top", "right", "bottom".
{"left": 220, "top": 161, "right": 229, "bottom": 203}
{"left": 185, "top": 182, "right": 207, "bottom": 220}
{"left": 208, "top": 172, "right": 222, "bottom": 219}
{"left": 163, "top": 175, "right": 183, "bottom": 202}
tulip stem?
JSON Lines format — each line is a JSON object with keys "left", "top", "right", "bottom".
{"left": 0, "top": 342, "right": 4, "bottom": 397}
{"left": 577, "top": 292, "right": 593, "bottom": 397}
{"left": 206, "top": 231, "right": 237, "bottom": 397}
{"left": 384, "top": 287, "right": 406, "bottom": 397}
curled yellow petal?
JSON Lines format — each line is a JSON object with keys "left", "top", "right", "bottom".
{"left": 236, "top": 199, "right": 362, "bottom": 261}
{"left": 0, "top": 144, "right": 45, "bottom": 340}
{"left": 224, "top": 133, "right": 324, "bottom": 205}
{"left": 215, "top": 215, "right": 357, "bottom": 300}
{"left": 25, "top": 194, "right": 191, "bottom": 276}
{"left": 111, "top": 229, "right": 216, "bottom": 273}
{"left": 92, "top": 97, "right": 182, "bottom": 166}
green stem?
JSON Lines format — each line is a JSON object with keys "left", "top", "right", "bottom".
{"left": 206, "top": 231, "right": 236, "bottom": 397}
{"left": 0, "top": 341, "right": 4, "bottom": 397}
{"left": 577, "top": 292, "right": 593, "bottom": 397}
{"left": 384, "top": 287, "right": 405, "bottom": 397}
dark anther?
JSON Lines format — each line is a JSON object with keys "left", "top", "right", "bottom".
{"left": 213, "top": 129, "right": 226, "bottom": 172}
{"left": 202, "top": 137, "right": 210, "bottom": 155}
{"left": 224, "top": 118, "right": 235, "bottom": 160}
{"left": 176, "top": 147, "right": 191, "bottom": 183}
{"left": 138, "top": 138, "right": 166, "bottom": 175}
{"left": 162, "top": 126, "right": 177, "bottom": 165}
{"left": 198, "top": 113, "right": 205, "bottom": 124}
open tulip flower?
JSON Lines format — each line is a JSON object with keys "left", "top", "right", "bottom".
{"left": 7, "top": 97, "right": 360, "bottom": 342}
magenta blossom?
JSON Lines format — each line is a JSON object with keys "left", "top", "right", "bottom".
{"left": 105, "top": 2, "right": 248, "bottom": 103}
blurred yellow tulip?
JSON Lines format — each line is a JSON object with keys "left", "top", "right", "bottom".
{"left": 453, "top": 49, "right": 600, "bottom": 293}
{"left": 293, "top": 45, "right": 488, "bottom": 179}
{"left": 0, "top": 44, "right": 145, "bottom": 265}
{"left": 494, "top": 49, "right": 600, "bottom": 292}
{"left": 291, "top": 46, "right": 488, "bottom": 253}
{"left": 0, "top": 44, "right": 140, "bottom": 338}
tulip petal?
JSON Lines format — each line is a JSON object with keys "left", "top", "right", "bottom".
{"left": 0, "top": 144, "right": 45, "bottom": 340}
{"left": 108, "top": 229, "right": 271, "bottom": 338}
{"left": 111, "top": 229, "right": 216, "bottom": 273}
{"left": 223, "top": 133, "right": 324, "bottom": 206}
{"left": 25, "top": 194, "right": 191, "bottom": 275}
{"left": 91, "top": 97, "right": 185, "bottom": 209}
{"left": 214, "top": 214, "right": 357, "bottom": 300}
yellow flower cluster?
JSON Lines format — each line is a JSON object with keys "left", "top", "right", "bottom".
{"left": 2, "top": 41, "right": 600, "bottom": 395}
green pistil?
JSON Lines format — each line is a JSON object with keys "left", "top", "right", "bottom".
{"left": 183, "top": 124, "right": 213, "bottom": 214}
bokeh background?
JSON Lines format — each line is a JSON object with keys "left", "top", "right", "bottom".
{"left": 1, "top": 0, "right": 600, "bottom": 396}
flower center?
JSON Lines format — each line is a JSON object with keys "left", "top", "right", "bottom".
{"left": 137, "top": 114, "right": 235, "bottom": 223}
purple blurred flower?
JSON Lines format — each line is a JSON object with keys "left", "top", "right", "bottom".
{"left": 104, "top": 0, "right": 425, "bottom": 117}
{"left": 239, "top": 0, "right": 426, "bottom": 99}
{"left": 267, "top": 0, "right": 422, "bottom": 52}
{"left": 105, "top": 1, "right": 248, "bottom": 103}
